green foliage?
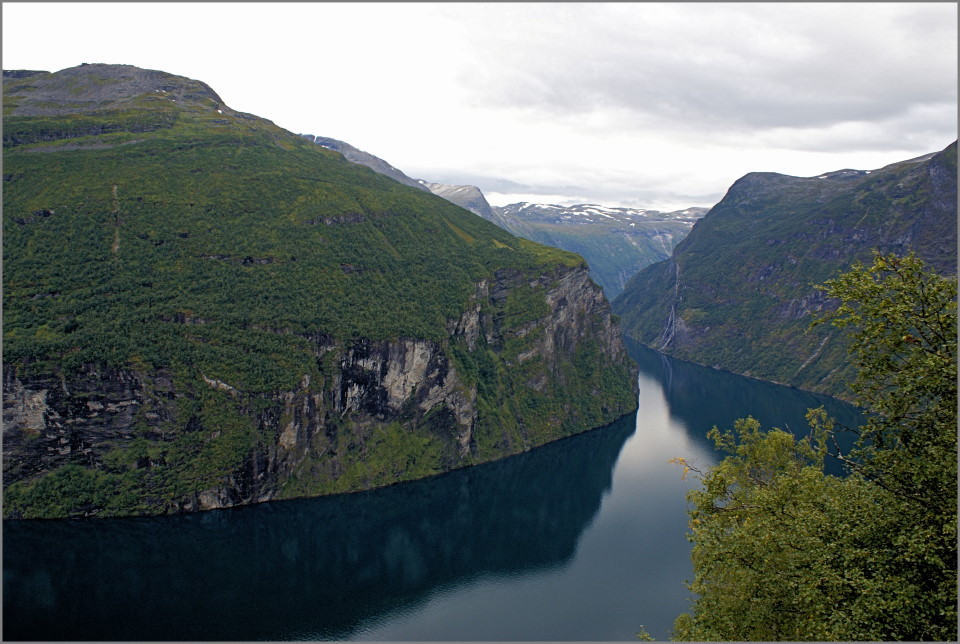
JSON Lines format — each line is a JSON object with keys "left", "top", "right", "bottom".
{"left": 2, "top": 464, "right": 117, "bottom": 519}
{"left": 3, "top": 89, "right": 562, "bottom": 392}
{"left": 1, "top": 73, "right": 566, "bottom": 387}
{"left": 670, "top": 253, "right": 957, "bottom": 641}
{"left": 814, "top": 251, "right": 957, "bottom": 513}
{"left": 282, "top": 420, "right": 446, "bottom": 498}
{"left": 4, "top": 384, "right": 265, "bottom": 519}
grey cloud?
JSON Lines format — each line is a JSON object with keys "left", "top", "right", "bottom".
{"left": 455, "top": 4, "right": 956, "bottom": 136}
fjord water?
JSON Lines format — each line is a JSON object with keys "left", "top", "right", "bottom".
{"left": 3, "top": 340, "right": 862, "bottom": 641}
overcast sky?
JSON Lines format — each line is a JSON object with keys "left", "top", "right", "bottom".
{"left": 3, "top": 2, "right": 956, "bottom": 210}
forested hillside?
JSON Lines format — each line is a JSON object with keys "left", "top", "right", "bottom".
{"left": 295, "top": 135, "right": 707, "bottom": 300}
{"left": 672, "top": 253, "right": 957, "bottom": 641}
{"left": 2, "top": 64, "right": 638, "bottom": 518}
{"left": 614, "top": 142, "right": 957, "bottom": 396}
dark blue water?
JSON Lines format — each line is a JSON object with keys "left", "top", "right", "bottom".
{"left": 2, "top": 341, "right": 862, "bottom": 641}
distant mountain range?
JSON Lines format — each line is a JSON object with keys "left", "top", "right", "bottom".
{"left": 613, "top": 141, "right": 958, "bottom": 398}
{"left": 490, "top": 202, "right": 707, "bottom": 299}
{"left": 299, "top": 134, "right": 708, "bottom": 297}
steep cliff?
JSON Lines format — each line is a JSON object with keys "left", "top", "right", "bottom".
{"left": 613, "top": 142, "right": 957, "bottom": 397}
{"left": 2, "top": 65, "right": 637, "bottom": 518}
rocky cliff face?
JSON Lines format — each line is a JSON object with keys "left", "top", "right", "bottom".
{"left": 4, "top": 263, "right": 635, "bottom": 516}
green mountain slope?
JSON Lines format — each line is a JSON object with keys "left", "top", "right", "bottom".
{"left": 613, "top": 142, "right": 957, "bottom": 397}
{"left": 2, "top": 64, "right": 638, "bottom": 518}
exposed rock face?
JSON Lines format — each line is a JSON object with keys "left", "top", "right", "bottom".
{"left": 2, "top": 64, "right": 638, "bottom": 519}
{"left": 3, "top": 264, "right": 636, "bottom": 516}
{"left": 3, "top": 364, "right": 157, "bottom": 484}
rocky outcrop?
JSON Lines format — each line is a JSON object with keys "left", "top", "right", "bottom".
{"left": 2, "top": 64, "right": 638, "bottom": 519}
{"left": 3, "top": 264, "right": 637, "bottom": 517}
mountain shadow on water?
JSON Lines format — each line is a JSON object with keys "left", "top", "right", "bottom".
{"left": 627, "top": 338, "right": 863, "bottom": 476}
{"left": 2, "top": 410, "right": 637, "bottom": 641}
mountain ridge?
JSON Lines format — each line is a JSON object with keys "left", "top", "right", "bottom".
{"left": 298, "top": 134, "right": 431, "bottom": 192}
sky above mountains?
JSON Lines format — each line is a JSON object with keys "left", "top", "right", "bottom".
{"left": 3, "top": 2, "right": 956, "bottom": 211}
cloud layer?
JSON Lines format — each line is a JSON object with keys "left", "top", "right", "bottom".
{"left": 2, "top": 2, "right": 956, "bottom": 210}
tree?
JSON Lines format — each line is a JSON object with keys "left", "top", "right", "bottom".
{"left": 671, "top": 252, "right": 957, "bottom": 641}
{"left": 816, "top": 251, "right": 957, "bottom": 514}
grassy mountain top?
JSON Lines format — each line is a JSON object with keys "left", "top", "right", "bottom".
{"left": 2, "top": 64, "right": 639, "bottom": 519}
{"left": 4, "top": 63, "right": 228, "bottom": 116}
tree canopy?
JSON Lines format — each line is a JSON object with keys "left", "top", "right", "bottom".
{"left": 670, "top": 251, "right": 957, "bottom": 641}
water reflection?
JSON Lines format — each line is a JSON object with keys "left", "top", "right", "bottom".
{"left": 626, "top": 338, "right": 864, "bottom": 474}
{"left": 3, "top": 342, "right": 866, "bottom": 641}
{"left": 3, "top": 410, "right": 637, "bottom": 641}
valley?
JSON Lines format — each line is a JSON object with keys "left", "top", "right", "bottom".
{"left": 2, "top": 59, "right": 955, "bottom": 644}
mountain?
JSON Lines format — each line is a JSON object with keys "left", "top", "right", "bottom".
{"left": 492, "top": 202, "right": 708, "bottom": 299}
{"left": 2, "top": 64, "right": 638, "bottom": 519}
{"left": 299, "top": 134, "right": 430, "bottom": 193}
{"left": 613, "top": 142, "right": 957, "bottom": 397}
{"left": 418, "top": 180, "right": 510, "bottom": 225}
